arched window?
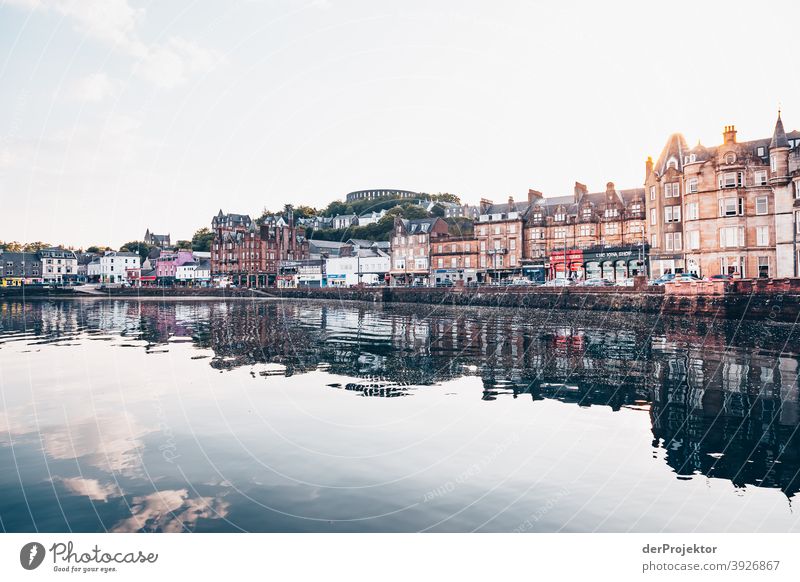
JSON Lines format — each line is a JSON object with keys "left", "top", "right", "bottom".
{"left": 724, "top": 152, "right": 736, "bottom": 165}
{"left": 667, "top": 157, "right": 678, "bottom": 170}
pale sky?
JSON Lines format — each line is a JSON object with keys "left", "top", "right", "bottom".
{"left": 1, "top": 0, "right": 798, "bottom": 248}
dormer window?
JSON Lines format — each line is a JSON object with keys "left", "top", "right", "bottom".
{"left": 554, "top": 212, "right": 566, "bottom": 222}
{"left": 604, "top": 208, "right": 619, "bottom": 218}
{"left": 667, "top": 157, "right": 678, "bottom": 170}
{"left": 724, "top": 152, "right": 736, "bottom": 165}
{"left": 757, "top": 146, "right": 766, "bottom": 157}
{"left": 582, "top": 208, "right": 592, "bottom": 219}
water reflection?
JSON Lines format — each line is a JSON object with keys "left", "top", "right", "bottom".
{"left": 0, "top": 298, "right": 799, "bottom": 532}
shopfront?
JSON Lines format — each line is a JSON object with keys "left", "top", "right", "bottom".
{"left": 548, "top": 249, "right": 584, "bottom": 280}
{"left": 579, "top": 245, "right": 650, "bottom": 281}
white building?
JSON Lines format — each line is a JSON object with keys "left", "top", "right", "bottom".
{"left": 357, "top": 209, "right": 387, "bottom": 226}
{"left": 326, "top": 250, "right": 390, "bottom": 286}
{"left": 99, "top": 251, "right": 141, "bottom": 284}
{"left": 175, "top": 255, "right": 212, "bottom": 286}
{"left": 38, "top": 247, "right": 78, "bottom": 284}
{"left": 331, "top": 214, "right": 358, "bottom": 229}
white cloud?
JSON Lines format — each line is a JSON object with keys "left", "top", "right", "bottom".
{"left": 135, "top": 38, "right": 224, "bottom": 89}
{"left": 56, "top": 477, "right": 122, "bottom": 502}
{"left": 8, "top": 0, "right": 222, "bottom": 89}
{"left": 70, "top": 72, "right": 118, "bottom": 102}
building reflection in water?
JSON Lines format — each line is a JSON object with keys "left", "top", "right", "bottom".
{"left": 1, "top": 298, "right": 798, "bottom": 498}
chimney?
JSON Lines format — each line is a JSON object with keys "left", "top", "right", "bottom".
{"left": 508, "top": 195, "right": 515, "bottom": 208}
{"left": 528, "top": 189, "right": 542, "bottom": 203}
{"left": 645, "top": 156, "right": 653, "bottom": 179}
{"left": 574, "top": 181, "right": 588, "bottom": 203}
{"left": 723, "top": 125, "right": 737, "bottom": 144}
{"left": 479, "top": 198, "right": 493, "bottom": 214}
{"left": 606, "top": 181, "right": 615, "bottom": 193}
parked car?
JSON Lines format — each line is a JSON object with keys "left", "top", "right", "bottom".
{"left": 615, "top": 277, "right": 635, "bottom": 287}
{"left": 511, "top": 278, "right": 539, "bottom": 286}
{"left": 650, "top": 273, "right": 675, "bottom": 286}
{"left": 665, "top": 273, "right": 702, "bottom": 284}
{"left": 542, "top": 278, "right": 574, "bottom": 287}
{"left": 579, "top": 278, "right": 614, "bottom": 287}
{"left": 435, "top": 279, "right": 455, "bottom": 288}
{"left": 705, "top": 274, "right": 734, "bottom": 282}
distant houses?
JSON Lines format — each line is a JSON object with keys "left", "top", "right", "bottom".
{"left": 0, "top": 247, "right": 77, "bottom": 286}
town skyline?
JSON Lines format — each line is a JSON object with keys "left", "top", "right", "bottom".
{"left": 2, "top": 0, "right": 799, "bottom": 248}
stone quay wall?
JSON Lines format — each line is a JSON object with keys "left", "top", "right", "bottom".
{"left": 269, "top": 282, "right": 800, "bottom": 323}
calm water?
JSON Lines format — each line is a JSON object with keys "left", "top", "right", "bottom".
{"left": 1, "top": 297, "right": 799, "bottom": 532}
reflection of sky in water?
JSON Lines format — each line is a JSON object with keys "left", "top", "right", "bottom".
{"left": 0, "top": 298, "right": 799, "bottom": 532}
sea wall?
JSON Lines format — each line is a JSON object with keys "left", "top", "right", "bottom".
{"left": 268, "top": 284, "right": 800, "bottom": 322}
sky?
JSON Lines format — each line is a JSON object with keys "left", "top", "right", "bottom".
{"left": 1, "top": 0, "right": 798, "bottom": 249}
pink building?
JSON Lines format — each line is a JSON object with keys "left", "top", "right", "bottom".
{"left": 155, "top": 250, "right": 194, "bottom": 283}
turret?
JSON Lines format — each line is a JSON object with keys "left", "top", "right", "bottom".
{"left": 769, "top": 111, "right": 790, "bottom": 185}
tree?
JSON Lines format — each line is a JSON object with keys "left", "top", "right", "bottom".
{"left": 294, "top": 205, "right": 318, "bottom": 219}
{"left": 23, "top": 241, "right": 50, "bottom": 252}
{"left": 322, "top": 200, "right": 349, "bottom": 217}
{"left": 86, "top": 246, "right": 101, "bottom": 253}
{"left": 175, "top": 240, "right": 192, "bottom": 249}
{"left": 430, "top": 192, "right": 461, "bottom": 205}
{"left": 191, "top": 227, "right": 214, "bottom": 252}
{"left": 119, "top": 241, "right": 153, "bottom": 262}
{"left": 430, "top": 203, "right": 445, "bottom": 217}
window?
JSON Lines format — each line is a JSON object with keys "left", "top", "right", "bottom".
{"left": 437, "top": 245, "right": 443, "bottom": 253}
{"left": 771, "top": 155, "right": 777, "bottom": 172}
{"left": 665, "top": 232, "right": 682, "bottom": 251}
{"left": 509, "top": 239, "right": 516, "bottom": 250}
{"left": 530, "top": 229, "right": 543, "bottom": 240}
{"left": 554, "top": 212, "right": 565, "bottom": 222}
{"left": 719, "top": 197, "right": 743, "bottom": 217}
{"left": 479, "top": 227, "right": 486, "bottom": 236}
{"left": 554, "top": 227, "right": 566, "bottom": 239}
{"left": 724, "top": 152, "right": 736, "bottom": 164}
{"left": 605, "top": 223, "right": 619, "bottom": 235}
{"left": 650, "top": 186, "right": 656, "bottom": 200}
{"left": 650, "top": 208, "right": 657, "bottom": 225}
{"left": 480, "top": 256, "right": 487, "bottom": 268}
{"left": 756, "top": 196, "right": 768, "bottom": 215}
{"left": 629, "top": 203, "right": 641, "bottom": 214}
{"left": 665, "top": 206, "right": 681, "bottom": 223}
{"left": 451, "top": 258, "right": 457, "bottom": 268}
{"left": 604, "top": 208, "right": 619, "bottom": 218}
{"left": 494, "top": 226, "right": 501, "bottom": 235}
{"left": 437, "top": 258, "right": 444, "bottom": 268}
{"left": 651, "top": 234, "right": 658, "bottom": 247}
{"left": 757, "top": 146, "right": 766, "bottom": 157}
{"left": 719, "top": 226, "right": 745, "bottom": 248}
{"left": 756, "top": 226, "right": 769, "bottom": 246}
{"left": 758, "top": 256, "right": 770, "bottom": 278}
{"left": 687, "top": 230, "right": 700, "bottom": 250}
{"left": 664, "top": 183, "right": 680, "bottom": 198}
{"left": 464, "top": 257, "right": 471, "bottom": 268}
{"left": 480, "top": 241, "right": 486, "bottom": 251}
{"left": 754, "top": 170, "right": 768, "bottom": 186}
{"left": 510, "top": 254, "right": 517, "bottom": 266}
{"left": 579, "top": 224, "right": 594, "bottom": 236}
{"left": 686, "top": 178, "right": 698, "bottom": 193}
{"left": 582, "top": 207, "right": 592, "bottom": 219}
{"left": 719, "top": 172, "right": 743, "bottom": 188}
{"left": 494, "top": 240, "right": 501, "bottom": 250}
{"left": 686, "top": 202, "right": 699, "bottom": 221}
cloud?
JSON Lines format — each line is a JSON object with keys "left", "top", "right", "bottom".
{"left": 7, "top": 0, "right": 222, "bottom": 89}
{"left": 135, "top": 38, "right": 224, "bottom": 89}
{"left": 111, "top": 489, "right": 230, "bottom": 532}
{"left": 70, "top": 73, "right": 119, "bottom": 102}
{"left": 56, "top": 477, "right": 122, "bottom": 502}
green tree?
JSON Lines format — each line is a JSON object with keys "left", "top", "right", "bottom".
{"left": 191, "top": 227, "right": 214, "bottom": 252}
{"left": 23, "top": 241, "right": 51, "bottom": 252}
{"left": 119, "top": 241, "right": 153, "bottom": 262}
{"left": 86, "top": 246, "right": 101, "bottom": 253}
{"left": 175, "top": 239, "right": 192, "bottom": 249}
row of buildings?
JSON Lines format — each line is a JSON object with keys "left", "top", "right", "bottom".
{"left": 393, "top": 113, "right": 800, "bottom": 284}
{"left": 209, "top": 113, "right": 800, "bottom": 287}
{"left": 0, "top": 247, "right": 79, "bottom": 286}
